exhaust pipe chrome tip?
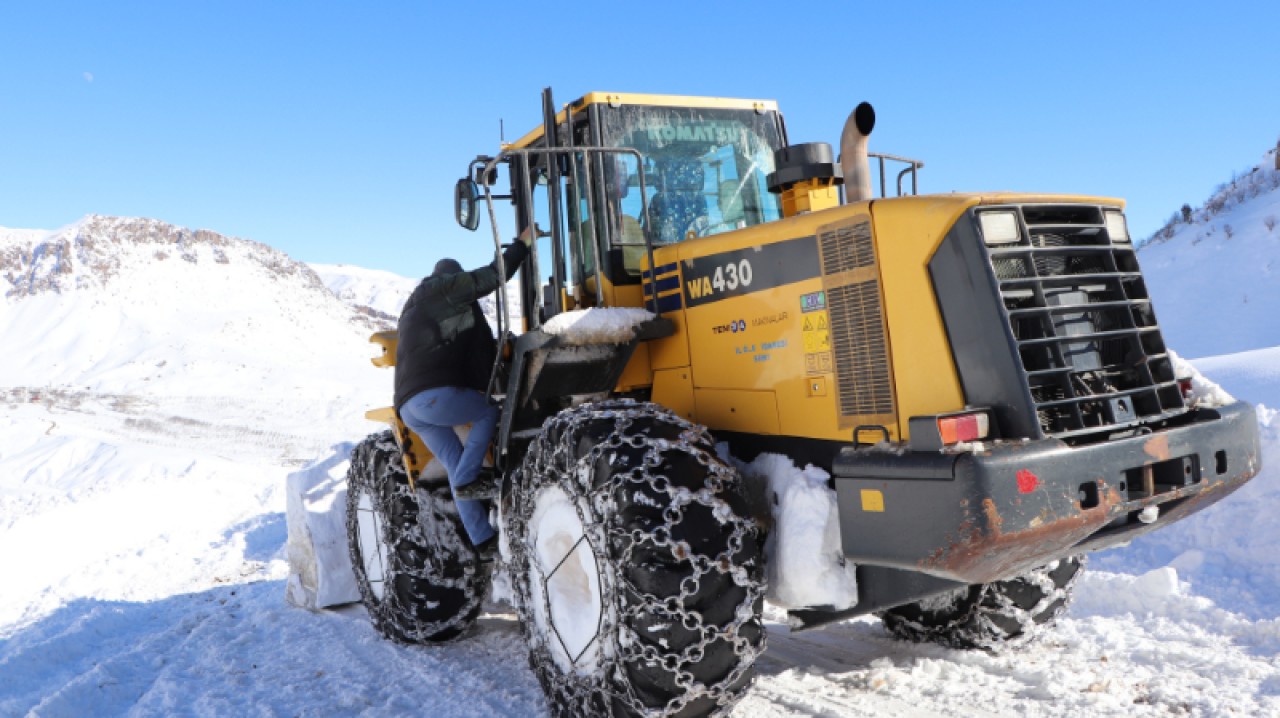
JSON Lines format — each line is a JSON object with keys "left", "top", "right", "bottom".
{"left": 841, "top": 102, "right": 876, "bottom": 203}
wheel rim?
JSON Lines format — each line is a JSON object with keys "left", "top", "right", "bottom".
{"left": 527, "top": 485, "right": 605, "bottom": 675}
{"left": 355, "top": 487, "right": 389, "bottom": 601}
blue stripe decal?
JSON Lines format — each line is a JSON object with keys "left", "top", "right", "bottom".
{"left": 654, "top": 293, "right": 684, "bottom": 312}
{"left": 642, "top": 274, "right": 682, "bottom": 296}
{"left": 641, "top": 262, "right": 678, "bottom": 281}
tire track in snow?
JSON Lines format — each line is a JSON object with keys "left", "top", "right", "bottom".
{"left": 738, "top": 613, "right": 980, "bottom": 718}
{"left": 3, "top": 386, "right": 348, "bottom": 465}
{"left": 1, "top": 583, "right": 547, "bottom": 717}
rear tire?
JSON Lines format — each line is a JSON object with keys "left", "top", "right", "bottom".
{"left": 508, "top": 399, "right": 766, "bottom": 717}
{"left": 878, "top": 556, "right": 1086, "bottom": 650}
{"left": 345, "top": 430, "right": 491, "bottom": 643}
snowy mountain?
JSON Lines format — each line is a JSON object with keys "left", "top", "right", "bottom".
{"left": 0, "top": 215, "right": 390, "bottom": 395}
{"left": 2, "top": 190, "right": 1279, "bottom": 716}
{"left": 309, "top": 262, "right": 417, "bottom": 322}
{"left": 1139, "top": 149, "right": 1280, "bottom": 360}
{"left": 310, "top": 261, "right": 516, "bottom": 332}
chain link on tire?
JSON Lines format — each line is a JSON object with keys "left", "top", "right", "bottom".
{"left": 507, "top": 399, "right": 766, "bottom": 717}
{"left": 346, "top": 430, "right": 491, "bottom": 643}
{"left": 878, "top": 555, "right": 1086, "bottom": 650}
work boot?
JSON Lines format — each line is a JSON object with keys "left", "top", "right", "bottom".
{"left": 475, "top": 534, "right": 499, "bottom": 563}
{"left": 453, "top": 469, "right": 500, "bottom": 501}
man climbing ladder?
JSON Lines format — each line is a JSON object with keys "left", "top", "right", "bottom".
{"left": 393, "top": 229, "right": 531, "bottom": 556}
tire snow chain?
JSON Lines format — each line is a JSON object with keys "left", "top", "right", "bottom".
{"left": 883, "top": 556, "right": 1084, "bottom": 651}
{"left": 508, "top": 399, "right": 766, "bottom": 717}
{"left": 970, "top": 562, "right": 1073, "bottom": 649}
{"left": 358, "top": 431, "right": 487, "bottom": 642}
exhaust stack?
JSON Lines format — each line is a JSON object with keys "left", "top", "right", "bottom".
{"left": 840, "top": 103, "right": 876, "bottom": 203}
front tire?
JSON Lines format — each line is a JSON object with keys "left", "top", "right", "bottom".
{"left": 345, "top": 430, "right": 491, "bottom": 643}
{"left": 878, "top": 555, "right": 1086, "bottom": 650}
{"left": 509, "top": 399, "right": 766, "bottom": 717}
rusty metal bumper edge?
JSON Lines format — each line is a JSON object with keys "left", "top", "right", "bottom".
{"left": 833, "top": 401, "right": 1261, "bottom": 585}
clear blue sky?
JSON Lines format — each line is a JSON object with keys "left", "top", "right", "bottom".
{"left": 2, "top": 1, "right": 1277, "bottom": 275}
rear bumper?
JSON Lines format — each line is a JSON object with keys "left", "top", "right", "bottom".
{"left": 833, "top": 401, "right": 1261, "bottom": 584}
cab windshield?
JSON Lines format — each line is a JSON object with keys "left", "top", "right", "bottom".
{"left": 598, "top": 105, "right": 785, "bottom": 251}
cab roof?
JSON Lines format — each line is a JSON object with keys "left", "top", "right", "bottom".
{"left": 504, "top": 92, "right": 780, "bottom": 150}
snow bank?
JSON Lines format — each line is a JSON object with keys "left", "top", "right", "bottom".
{"left": 730, "top": 451, "right": 858, "bottom": 610}
{"left": 1169, "top": 349, "right": 1234, "bottom": 407}
{"left": 1072, "top": 566, "right": 1203, "bottom": 617}
{"left": 285, "top": 444, "right": 360, "bottom": 610}
{"left": 283, "top": 428, "right": 462, "bottom": 610}
{"left": 541, "top": 308, "right": 654, "bottom": 345}
{"left": 1072, "top": 567, "right": 1280, "bottom": 659}
{"left": 1192, "top": 345, "right": 1280, "bottom": 410}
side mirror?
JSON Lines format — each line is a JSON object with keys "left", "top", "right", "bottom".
{"left": 454, "top": 178, "right": 480, "bottom": 231}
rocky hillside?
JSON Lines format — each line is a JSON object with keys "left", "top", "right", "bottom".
{"left": 1, "top": 215, "right": 330, "bottom": 299}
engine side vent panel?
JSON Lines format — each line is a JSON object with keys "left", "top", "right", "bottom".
{"left": 818, "top": 216, "right": 896, "bottom": 430}
{"left": 820, "top": 220, "right": 876, "bottom": 273}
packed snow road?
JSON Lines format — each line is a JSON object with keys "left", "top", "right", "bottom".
{"left": 3, "top": 577, "right": 1277, "bottom": 716}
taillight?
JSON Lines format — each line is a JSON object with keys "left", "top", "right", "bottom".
{"left": 1178, "top": 378, "right": 1193, "bottom": 401}
{"left": 937, "top": 412, "right": 990, "bottom": 445}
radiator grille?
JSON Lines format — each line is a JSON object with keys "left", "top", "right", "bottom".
{"left": 828, "top": 281, "right": 894, "bottom": 415}
{"left": 983, "top": 205, "right": 1185, "bottom": 439}
{"left": 818, "top": 217, "right": 895, "bottom": 423}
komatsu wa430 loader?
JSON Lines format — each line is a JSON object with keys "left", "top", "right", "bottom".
{"left": 344, "top": 88, "right": 1260, "bottom": 717}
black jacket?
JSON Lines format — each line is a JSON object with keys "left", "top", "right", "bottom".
{"left": 393, "top": 241, "right": 528, "bottom": 410}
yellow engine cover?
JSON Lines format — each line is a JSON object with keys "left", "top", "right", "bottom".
{"left": 641, "top": 193, "right": 1021, "bottom": 444}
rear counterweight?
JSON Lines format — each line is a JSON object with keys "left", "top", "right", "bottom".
{"left": 832, "top": 401, "right": 1260, "bottom": 586}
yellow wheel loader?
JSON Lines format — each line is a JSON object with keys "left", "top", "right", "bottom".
{"left": 344, "top": 88, "right": 1261, "bottom": 717}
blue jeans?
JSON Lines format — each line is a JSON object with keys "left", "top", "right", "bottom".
{"left": 399, "top": 386, "right": 499, "bottom": 546}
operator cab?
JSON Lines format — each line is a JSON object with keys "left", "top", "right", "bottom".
{"left": 590, "top": 99, "right": 786, "bottom": 265}
{"left": 458, "top": 91, "right": 789, "bottom": 330}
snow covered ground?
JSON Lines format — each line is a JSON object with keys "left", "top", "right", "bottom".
{"left": 3, "top": 201, "right": 1280, "bottom": 716}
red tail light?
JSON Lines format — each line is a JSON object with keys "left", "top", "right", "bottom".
{"left": 938, "top": 413, "right": 990, "bottom": 445}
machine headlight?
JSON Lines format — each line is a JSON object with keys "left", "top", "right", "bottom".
{"left": 979, "top": 212, "right": 1020, "bottom": 245}
{"left": 1105, "top": 211, "right": 1130, "bottom": 243}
